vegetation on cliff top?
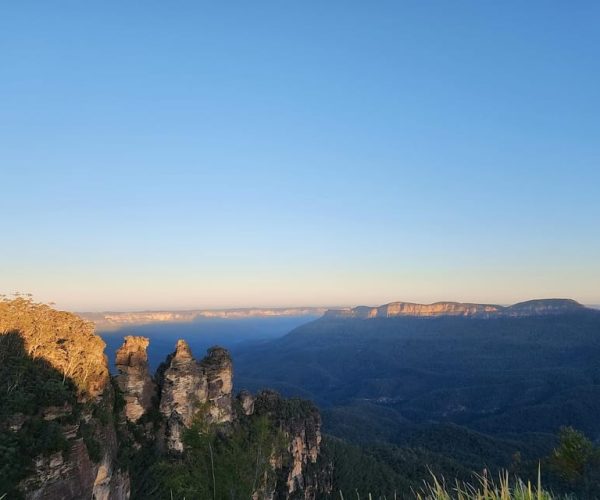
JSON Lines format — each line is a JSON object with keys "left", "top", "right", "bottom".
{"left": 128, "top": 411, "right": 288, "bottom": 498}
{"left": 0, "top": 295, "right": 109, "bottom": 396}
{"left": 0, "top": 297, "right": 112, "bottom": 498}
{"left": 0, "top": 331, "right": 75, "bottom": 495}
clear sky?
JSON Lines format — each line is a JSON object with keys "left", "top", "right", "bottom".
{"left": 1, "top": 2, "right": 599, "bottom": 311}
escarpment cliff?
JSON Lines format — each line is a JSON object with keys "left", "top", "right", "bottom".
{"left": 325, "top": 298, "right": 586, "bottom": 319}
{"left": 0, "top": 297, "right": 129, "bottom": 500}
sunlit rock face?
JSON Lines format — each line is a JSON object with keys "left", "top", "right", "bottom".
{"left": 158, "top": 341, "right": 235, "bottom": 452}
{"left": 159, "top": 340, "right": 233, "bottom": 452}
{"left": 158, "top": 339, "right": 208, "bottom": 452}
{"left": 115, "top": 336, "right": 156, "bottom": 422}
{"left": 0, "top": 299, "right": 130, "bottom": 499}
{"left": 326, "top": 301, "right": 503, "bottom": 318}
{"left": 325, "top": 298, "right": 586, "bottom": 319}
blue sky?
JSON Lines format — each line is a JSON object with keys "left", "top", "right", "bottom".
{"left": 1, "top": 2, "right": 599, "bottom": 311}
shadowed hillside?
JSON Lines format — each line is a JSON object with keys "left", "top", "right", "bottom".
{"left": 233, "top": 300, "right": 600, "bottom": 496}
{"left": 234, "top": 301, "right": 600, "bottom": 438}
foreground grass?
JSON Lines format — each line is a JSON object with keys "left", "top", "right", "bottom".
{"left": 415, "top": 470, "right": 554, "bottom": 500}
{"left": 339, "top": 469, "right": 571, "bottom": 500}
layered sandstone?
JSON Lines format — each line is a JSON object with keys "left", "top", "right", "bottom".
{"left": 325, "top": 298, "right": 586, "bottom": 319}
{"left": 201, "top": 346, "right": 234, "bottom": 424}
{"left": 115, "top": 336, "right": 156, "bottom": 422}
{"left": 82, "top": 307, "right": 326, "bottom": 330}
{"left": 19, "top": 404, "right": 130, "bottom": 500}
{"left": 158, "top": 341, "right": 235, "bottom": 452}
{"left": 0, "top": 298, "right": 129, "bottom": 499}
{"left": 253, "top": 390, "right": 323, "bottom": 498}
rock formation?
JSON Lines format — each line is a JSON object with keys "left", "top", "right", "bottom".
{"left": 158, "top": 339, "right": 209, "bottom": 452}
{"left": 253, "top": 390, "right": 324, "bottom": 498}
{"left": 115, "top": 336, "right": 156, "bottom": 422}
{"left": 1, "top": 298, "right": 326, "bottom": 500}
{"left": 152, "top": 340, "right": 324, "bottom": 498}
{"left": 237, "top": 390, "right": 255, "bottom": 415}
{"left": 201, "top": 346, "right": 234, "bottom": 424}
{"left": 157, "top": 341, "right": 235, "bottom": 452}
{"left": 0, "top": 297, "right": 129, "bottom": 499}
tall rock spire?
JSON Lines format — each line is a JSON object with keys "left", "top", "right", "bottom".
{"left": 115, "top": 336, "right": 156, "bottom": 423}
{"left": 201, "top": 346, "right": 233, "bottom": 424}
{"left": 158, "top": 340, "right": 207, "bottom": 452}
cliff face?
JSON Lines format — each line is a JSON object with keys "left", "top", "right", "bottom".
{"left": 252, "top": 390, "right": 325, "bottom": 499}
{"left": 115, "top": 336, "right": 155, "bottom": 423}
{"left": 0, "top": 298, "right": 129, "bottom": 500}
{"left": 19, "top": 395, "right": 130, "bottom": 500}
{"left": 82, "top": 307, "right": 326, "bottom": 330}
{"left": 325, "top": 298, "right": 586, "bottom": 319}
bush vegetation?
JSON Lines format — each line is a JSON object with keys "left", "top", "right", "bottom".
{"left": 133, "top": 415, "right": 287, "bottom": 499}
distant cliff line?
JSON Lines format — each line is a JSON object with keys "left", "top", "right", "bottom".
{"left": 81, "top": 299, "right": 595, "bottom": 328}
{"left": 80, "top": 306, "right": 327, "bottom": 329}
{"left": 324, "top": 298, "right": 590, "bottom": 319}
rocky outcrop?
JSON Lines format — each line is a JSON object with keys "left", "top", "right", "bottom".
{"left": 253, "top": 390, "right": 324, "bottom": 499}
{"left": 20, "top": 440, "right": 96, "bottom": 499}
{"left": 2, "top": 298, "right": 326, "bottom": 500}
{"left": 0, "top": 298, "right": 130, "bottom": 500}
{"left": 237, "top": 390, "right": 255, "bottom": 416}
{"left": 18, "top": 384, "right": 131, "bottom": 500}
{"left": 325, "top": 298, "right": 587, "bottom": 319}
{"left": 158, "top": 339, "right": 208, "bottom": 452}
{"left": 115, "top": 336, "right": 156, "bottom": 422}
{"left": 19, "top": 408, "right": 130, "bottom": 500}
{"left": 201, "top": 346, "right": 234, "bottom": 424}
{"left": 157, "top": 341, "right": 235, "bottom": 452}
{"left": 116, "top": 336, "right": 156, "bottom": 422}
{"left": 154, "top": 342, "right": 323, "bottom": 498}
